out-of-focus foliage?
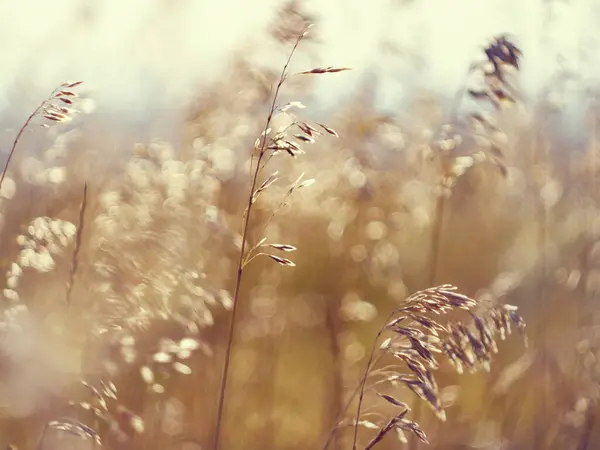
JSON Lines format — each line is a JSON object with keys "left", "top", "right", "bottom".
{"left": 0, "top": 1, "right": 598, "bottom": 450}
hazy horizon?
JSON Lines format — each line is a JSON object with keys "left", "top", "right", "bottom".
{"left": 1, "top": 0, "right": 598, "bottom": 132}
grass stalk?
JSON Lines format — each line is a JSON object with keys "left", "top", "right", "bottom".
{"left": 211, "top": 31, "right": 307, "bottom": 450}
{"left": 66, "top": 182, "right": 88, "bottom": 304}
{"left": 0, "top": 101, "right": 46, "bottom": 195}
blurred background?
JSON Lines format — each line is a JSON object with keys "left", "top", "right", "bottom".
{"left": 0, "top": 0, "right": 599, "bottom": 449}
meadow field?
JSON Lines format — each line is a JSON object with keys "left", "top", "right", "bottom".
{"left": 0, "top": 1, "right": 598, "bottom": 449}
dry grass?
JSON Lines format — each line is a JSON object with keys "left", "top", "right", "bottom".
{"left": 212, "top": 25, "right": 347, "bottom": 450}
{"left": 0, "top": 5, "right": 599, "bottom": 450}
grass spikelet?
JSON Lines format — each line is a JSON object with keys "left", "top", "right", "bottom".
{"left": 347, "top": 285, "right": 526, "bottom": 450}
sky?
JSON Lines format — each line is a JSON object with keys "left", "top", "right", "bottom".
{"left": 0, "top": 0, "right": 598, "bottom": 127}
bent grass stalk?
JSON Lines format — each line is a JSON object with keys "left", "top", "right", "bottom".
{"left": 349, "top": 286, "right": 526, "bottom": 449}
{"left": 0, "top": 82, "right": 82, "bottom": 197}
{"left": 351, "top": 312, "right": 396, "bottom": 450}
{"left": 0, "top": 101, "right": 45, "bottom": 195}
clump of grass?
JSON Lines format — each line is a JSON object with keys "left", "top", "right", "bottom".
{"left": 346, "top": 285, "right": 526, "bottom": 449}
{"left": 0, "top": 78, "right": 234, "bottom": 448}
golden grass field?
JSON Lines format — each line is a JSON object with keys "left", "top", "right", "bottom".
{"left": 0, "top": 3, "right": 598, "bottom": 450}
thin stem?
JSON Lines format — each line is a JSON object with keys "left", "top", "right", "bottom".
{"left": 351, "top": 312, "right": 394, "bottom": 450}
{"left": 34, "top": 422, "right": 50, "bottom": 450}
{"left": 426, "top": 61, "right": 474, "bottom": 272}
{"left": 260, "top": 186, "right": 295, "bottom": 237}
{"left": 241, "top": 252, "right": 274, "bottom": 269}
{"left": 320, "top": 351, "right": 386, "bottom": 450}
{"left": 410, "top": 62, "right": 473, "bottom": 450}
{"left": 427, "top": 193, "right": 446, "bottom": 286}
{"left": 425, "top": 62, "right": 472, "bottom": 289}
{"left": 412, "top": 183, "right": 445, "bottom": 450}
{"left": 66, "top": 182, "right": 88, "bottom": 304}
{"left": 324, "top": 301, "right": 343, "bottom": 450}
{"left": 211, "top": 29, "right": 308, "bottom": 450}
{"left": 0, "top": 97, "right": 49, "bottom": 195}
{"left": 321, "top": 338, "right": 410, "bottom": 450}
